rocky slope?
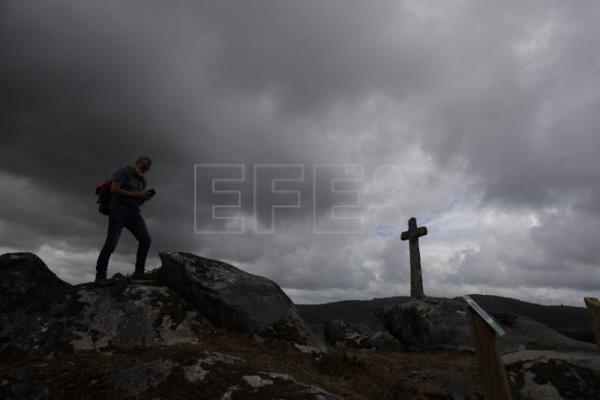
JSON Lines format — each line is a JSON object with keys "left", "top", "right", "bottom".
{"left": 0, "top": 252, "right": 336, "bottom": 399}
{"left": 1, "top": 251, "right": 599, "bottom": 400}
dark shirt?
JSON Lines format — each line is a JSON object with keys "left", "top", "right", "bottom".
{"left": 107, "top": 166, "right": 147, "bottom": 213}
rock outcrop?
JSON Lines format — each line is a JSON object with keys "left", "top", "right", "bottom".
{"left": 378, "top": 299, "right": 474, "bottom": 352}
{"left": 0, "top": 252, "right": 71, "bottom": 313}
{"left": 504, "top": 350, "right": 600, "bottom": 399}
{"left": 4, "top": 250, "right": 599, "bottom": 400}
{"left": 0, "top": 253, "right": 212, "bottom": 354}
{"left": 159, "top": 251, "right": 325, "bottom": 350}
{"left": 323, "top": 319, "right": 401, "bottom": 351}
{"left": 379, "top": 298, "right": 597, "bottom": 353}
{"left": 69, "top": 283, "right": 212, "bottom": 350}
{"left": 0, "top": 251, "right": 344, "bottom": 399}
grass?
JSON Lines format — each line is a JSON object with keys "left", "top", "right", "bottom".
{"left": 194, "top": 329, "right": 483, "bottom": 399}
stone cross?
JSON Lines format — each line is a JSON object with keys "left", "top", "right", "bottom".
{"left": 400, "top": 217, "right": 428, "bottom": 299}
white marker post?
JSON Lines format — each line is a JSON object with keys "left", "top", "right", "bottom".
{"left": 463, "top": 295, "right": 512, "bottom": 400}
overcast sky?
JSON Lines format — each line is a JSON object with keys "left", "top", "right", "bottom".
{"left": 2, "top": 0, "right": 599, "bottom": 306}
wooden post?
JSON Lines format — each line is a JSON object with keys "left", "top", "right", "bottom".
{"left": 584, "top": 297, "right": 600, "bottom": 352}
{"left": 464, "top": 296, "right": 512, "bottom": 400}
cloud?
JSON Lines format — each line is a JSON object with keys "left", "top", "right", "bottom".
{"left": 1, "top": 0, "right": 599, "bottom": 305}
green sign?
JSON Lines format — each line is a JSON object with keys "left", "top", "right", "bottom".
{"left": 463, "top": 295, "right": 506, "bottom": 337}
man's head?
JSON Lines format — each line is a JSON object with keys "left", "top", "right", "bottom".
{"left": 134, "top": 156, "right": 152, "bottom": 175}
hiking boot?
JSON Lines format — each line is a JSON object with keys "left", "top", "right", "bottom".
{"left": 94, "top": 275, "right": 113, "bottom": 287}
{"left": 131, "top": 270, "right": 150, "bottom": 280}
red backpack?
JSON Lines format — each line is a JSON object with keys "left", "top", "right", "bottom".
{"left": 95, "top": 179, "right": 114, "bottom": 215}
{"left": 95, "top": 167, "right": 146, "bottom": 215}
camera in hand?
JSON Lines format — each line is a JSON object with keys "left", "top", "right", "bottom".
{"left": 148, "top": 188, "right": 156, "bottom": 196}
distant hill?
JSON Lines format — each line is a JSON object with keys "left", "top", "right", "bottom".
{"left": 458, "top": 294, "right": 595, "bottom": 343}
{"left": 296, "top": 294, "right": 596, "bottom": 344}
{"left": 296, "top": 296, "right": 410, "bottom": 327}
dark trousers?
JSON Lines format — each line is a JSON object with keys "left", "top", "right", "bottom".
{"left": 96, "top": 207, "right": 151, "bottom": 277}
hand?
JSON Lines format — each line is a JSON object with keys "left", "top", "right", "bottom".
{"left": 137, "top": 190, "right": 153, "bottom": 200}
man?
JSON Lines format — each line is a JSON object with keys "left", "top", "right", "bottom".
{"left": 95, "top": 156, "right": 155, "bottom": 286}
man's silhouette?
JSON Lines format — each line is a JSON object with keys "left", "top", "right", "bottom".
{"left": 95, "top": 156, "right": 155, "bottom": 286}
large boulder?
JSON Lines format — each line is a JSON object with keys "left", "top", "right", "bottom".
{"left": 504, "top": 350, "right": 600, "bottom": 399}
{"left": 159, "top": 251, "right": 325, "bottom": 350}
{"left": 380, "top": 299, "right": 473, "bottom": 352}
{"left": 379, "top": 299, "right": 597, "bottom": 353}
{"left": 0, "top": 252, "right": 71, "bottom": 313}
{"left": 0, "top": 252, "right": 212, "bottom": 354}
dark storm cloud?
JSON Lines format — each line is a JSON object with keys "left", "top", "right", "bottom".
{"left": 1, "top": 1, "right": 599, "bottom": 304}
{"left": 0, "top": 2, "right": 381, "bottom": 238}
{"left": 0, "top": 0, "right": 365, "bottom": 252}
{"left": 0, "top": 0, "right": 392, "bottom": 289}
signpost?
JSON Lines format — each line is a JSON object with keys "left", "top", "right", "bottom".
{"left": 584, "top": 297, "right": 600, "bottom": 352}
{"left": 463, "top": 295, "right": 512, "bottom": 400}
{"left": 464, "top": 295, "right": 506, "bottom": 337}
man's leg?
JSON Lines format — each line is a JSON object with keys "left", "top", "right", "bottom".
{"left": 95, "top": 208, "right": 127, "bottom": 278}
{"left": 126, "top": 212, "right": 152, "bottom": 274}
